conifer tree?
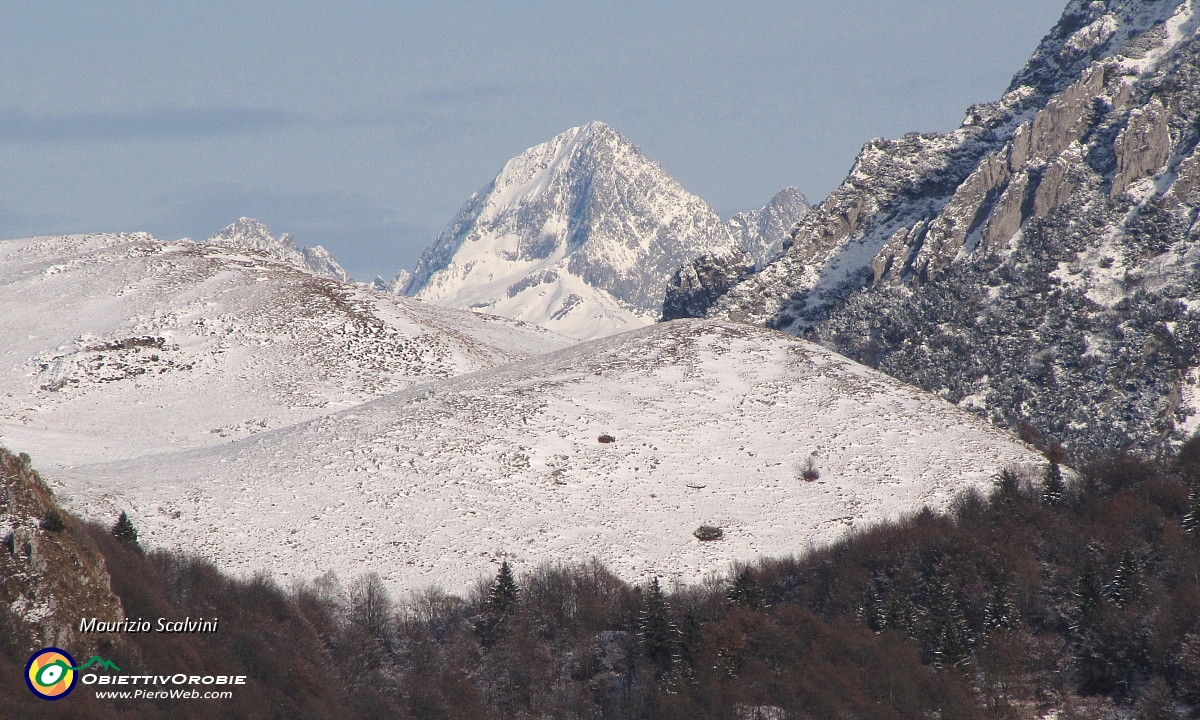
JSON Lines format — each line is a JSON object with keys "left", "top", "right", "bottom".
{"left": 638, "top": 577, "right": 678, "bottom": 671}
{"left": 727, "top": 567, "right": 765, "bottom": 611}
{"left": 983, "top": 583, "right": 1019, "bottom": 632}
{"left": 475, "top": 560, "right": 519, "bottom": 648}
{"left": 676, "top": 606, "right": 702, "bottom": 684}
{"left": 1183, "top": 483, "right": 1200, "bottom": 537}
{"left": 1108, "top": 549, "right": 1143, "bottom": 607}
{"left": 486, "top": 560, "right": 519, "bottom": 616}
{"left": 1041, "top": 462, "right": 1065, "bottom": 506}
{"left": 112, "top": 511, "right": 139, "bottom": 549}
{"left": 39, "top": 510, "right": 65, "bottom": 532}
{"left": 994, "top": 468, "right": 1021, "bottom": 511}
{"left": 936, "top": 603, "right": 973, "bottom": 671}
{"left": 1072, "top": 561, "right": 1104, "bottom": 634}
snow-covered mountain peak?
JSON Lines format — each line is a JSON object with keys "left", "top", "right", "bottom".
{"left": 209, "top": 217, "right": 287, "bottom": 250}
{"left": 728, "top": 186, "right": 810, "bottom": 265}
{"left": 406, "top": 123, "right": 740, "bottom": 340}
{"left": 207, "top": 217, "right": 351, "bottom": 282}
{"left": 482, "top": 121, "right": 622, "bottom": 215}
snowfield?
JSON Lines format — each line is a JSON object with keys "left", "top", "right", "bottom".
{"left": 53, "top": 320, "right": 1043, "bottom": 595}
{"left": 0, "top": 232, "right": 571, "bottom": 470}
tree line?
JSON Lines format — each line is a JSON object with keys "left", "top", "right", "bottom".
{"left": 6, "top": 440, "right": 1200, "bottom": 718}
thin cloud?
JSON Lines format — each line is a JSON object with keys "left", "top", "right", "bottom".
{"left": 0, "top": 107, "right": 301, "bottom": 143}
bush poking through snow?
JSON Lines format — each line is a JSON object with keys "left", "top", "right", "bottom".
{"left": 39, "top": 510, "right": 65, "bottom": 532}
{"left": 798, "top": 456, "right": 820, "bottom": 482}
{"left": 693, "top": 525, "right": 724, "bottom": 541}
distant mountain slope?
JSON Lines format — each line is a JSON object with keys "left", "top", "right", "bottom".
{"left": 683, "top": 0, "right": 1200, "bottom": 454}
{"left": 405, "top": 122, "right": 743, "bottom": 340}
{"left": 61, "top": 320, "right": 1043, "bottom": 594}
{"left": 0, "top": 232, "right": 571, "bottom": 472}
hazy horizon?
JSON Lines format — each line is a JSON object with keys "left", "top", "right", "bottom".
{"left": 0, "top": 1, "right": 1066, "bottom": 280}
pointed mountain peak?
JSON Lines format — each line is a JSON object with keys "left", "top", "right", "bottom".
{"left": 570, "top": 120, "right": 621, "bottom": 145}
{"left": 768, "top": 186, "right": 809, "bottom": 208}
{"left": 209, "top": 217, "right": 294, "bottom": 253}
{"left": 407, "top": 123, "right": 738, "bottom": 339}
{"left": 728, "top": 187, "right": 811, "bottom": 266}
{"left": 206, "top": 218, "right": 350, "bottom": 282}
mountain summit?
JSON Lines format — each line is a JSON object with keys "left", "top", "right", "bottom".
{"left": 208, "top": 217, "right": 351, "bottom": 283}
{"left": 405, "top": 122, "right": 743, "bottom": 339}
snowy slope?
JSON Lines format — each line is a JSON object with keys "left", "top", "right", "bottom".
{"left": 0, "top": 232, "right": 572, "bottom": 472}
{"left": 406, "top": 122, "right": 740, "bottom": 340}
{"left": 58, "top": 320, "right": 1043, "bottom": 595}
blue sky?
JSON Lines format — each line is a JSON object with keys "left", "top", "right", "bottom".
{"left": 0, "top": 2, "right": 1065, "bottom": 280}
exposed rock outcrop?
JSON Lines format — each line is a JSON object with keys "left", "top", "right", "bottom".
{"left": 209, "top": 217, "right": 352, "bottom": 282}
{"left": 1, "top": 448, "right": 123, "bottom": 653}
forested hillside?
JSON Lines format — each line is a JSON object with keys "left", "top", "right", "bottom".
{"left": 8, "top": 441, "right": 1200, "bottom": 718}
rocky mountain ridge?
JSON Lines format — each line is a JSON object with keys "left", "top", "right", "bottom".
{"left": 1, "top": 447, "right": 123, "bottom": 653}
{"left": 675, "top": 0, "right": 1200, "bottom": 454}
{"left": 728, "top": 186, "right": 810, "bottom": 266}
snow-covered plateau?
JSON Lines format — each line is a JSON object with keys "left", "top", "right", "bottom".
{"left": 0, "top": 230, "right": 570, "bottom": 471}
{"left": 50, "top": 318, "right": 1042, "bottom": 594}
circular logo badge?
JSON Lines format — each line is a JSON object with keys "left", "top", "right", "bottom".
{"left": 26, "top": 648, "right": 78, "bottom": 700}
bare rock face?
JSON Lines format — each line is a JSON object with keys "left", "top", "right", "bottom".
{"left": 1, "top": 448, "right": 123, "bottom": 653}
{"left": 1030, "top": 157, "right": 1077, "bottom": 220}
{"left": 1111, "top": 99, "right": 1173, "bottom": 197}
{"left": 695, "top": 0, "right": 1200, "bottom": 453}
{"left": 661, "top": 248, "right": 757, "bottom": 321}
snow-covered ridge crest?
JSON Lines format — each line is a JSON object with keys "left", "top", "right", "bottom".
{"left": 405, "top": 122, "right": 742, "bottom": 340}
{"left": 59, "top": 319, "right": 1045, "bottom": 594}
{"left": 208, "top": 217, "right": 351, "bottom": 282}
{"left": 0, "top": 231, "right": 571, "bottom": 472}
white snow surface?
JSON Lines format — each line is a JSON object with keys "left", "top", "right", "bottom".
{"left": 55, "top": 319, "right": 1043, "bottom": 595}
{"left": 0, "top": 232, "right": 572, "bottom": 470}
{"left": 1113, "top": 0, "right": 1198, "bottom": 75}
{"left": 407, "top": 122, "right": 740, "bottom": 340}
